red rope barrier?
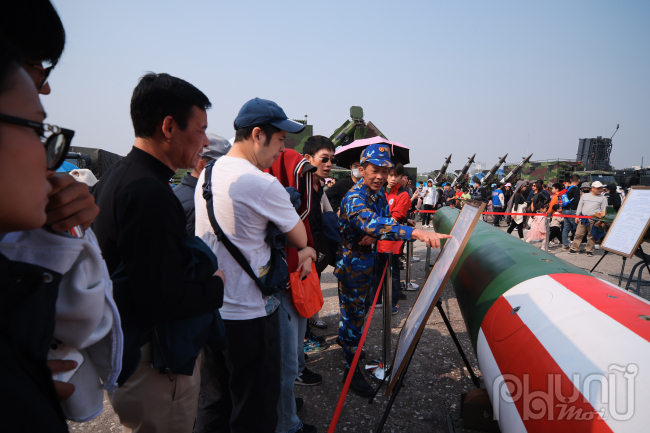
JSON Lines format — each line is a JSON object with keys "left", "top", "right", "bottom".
{"left": 416, "top": 210, "right": 593, "bottom": 218}
{"left": 327, "top": 262, "right": 388, "bottom": 433}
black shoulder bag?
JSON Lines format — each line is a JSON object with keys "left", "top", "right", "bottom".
{"left": 202, "top": 161, "right": 289, "bottom": 296}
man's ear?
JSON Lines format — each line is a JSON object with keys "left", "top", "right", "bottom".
{"left": 251, "top": 127, "right": 265, "bottom": 146}
{"left": 161, "top": 116, "right": 174, "bottom": 140}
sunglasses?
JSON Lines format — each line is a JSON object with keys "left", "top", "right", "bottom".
{"left": 0, "top": 113, "right": 74, "bottom": 170}
{"left": 310, "top": 155, "right": 338, "bottom": 165}
{"left": 24, "top": 62, "right": 53, "bottom": 90}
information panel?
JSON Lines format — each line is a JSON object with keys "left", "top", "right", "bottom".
{"left": 386, "top": 200, "right": 485, "bottom": 396}
{"left": 601, "top": 187, "right": 650, "bottom": 258}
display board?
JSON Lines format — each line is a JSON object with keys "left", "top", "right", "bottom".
{"left": 386, "top": 200, "right": 485, "bottom": 396}
{"left": 601, "top": 187, "right": 650, "bottom": 258}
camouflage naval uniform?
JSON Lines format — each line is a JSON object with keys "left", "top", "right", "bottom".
{"left": 335, "top": 179, "right": 414, "bottom": 367}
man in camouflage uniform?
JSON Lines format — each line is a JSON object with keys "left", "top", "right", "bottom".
{"left": 335, "top": 143, "right": 450, "bottom": 397}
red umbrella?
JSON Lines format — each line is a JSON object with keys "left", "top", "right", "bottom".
{"left": 334, "top": 137, "right": 410, "bottom": 168}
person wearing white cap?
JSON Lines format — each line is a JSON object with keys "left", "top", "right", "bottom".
{"left": 569, "top": 181, "right": 607, "bottom": 256}
{"left": 174, "top": 133, "right": 231, "bottom": 236}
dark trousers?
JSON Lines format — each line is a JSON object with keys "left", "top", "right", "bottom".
{"left": 422, "top": 204, "right": 434, "bottom": 226}
{"left": 549, "top": 226, "right": 562, "bottom": 243}
{"left": 194, "top": 311, "right": 281, "bottom": 433}
{"left": 493, "top": 206, "right": 503, "bottom": 226}
{"left": 507, "top": 220, "right": 524, "bottom": 238}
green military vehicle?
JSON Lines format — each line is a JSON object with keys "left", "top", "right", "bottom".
{"left": 502, "top": 159, "right": 582, "bottom": 184}
{"left": 502, "top": 159, "right": 617, "bottom": 186}
{"left": 285, "top": 105, "right": 418, "bottom": 177}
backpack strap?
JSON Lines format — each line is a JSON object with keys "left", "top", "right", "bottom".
{"left": 201, "top": 161, "right": 265, "bottom": 289}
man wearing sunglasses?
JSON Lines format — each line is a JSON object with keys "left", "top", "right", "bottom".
{"left": 1, "top": 0, "right": 100, "bottom": 233}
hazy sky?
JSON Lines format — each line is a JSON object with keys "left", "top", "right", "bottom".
{"left": 45, "top": 0, "right": 649, "bottom": 172}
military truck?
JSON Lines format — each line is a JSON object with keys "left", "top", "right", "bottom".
{"left": 573, "top": 170, "right": 617, "bottom": 185}
{"left": 615, "top": 168, "right": 650, "bottom": 188}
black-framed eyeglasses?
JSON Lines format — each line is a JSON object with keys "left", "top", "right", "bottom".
{"left": 0, "top": 113, "right": 74, "bottom": 170}
{"left": 23, "top": 62, "right": 53, "bottom": 90}
{"left": 309, "top": 155, "right": 338, "bottom": 165}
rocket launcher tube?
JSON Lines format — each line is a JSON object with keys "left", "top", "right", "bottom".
{"left": 431, "top": 207, "right": 650, "bottom": 432}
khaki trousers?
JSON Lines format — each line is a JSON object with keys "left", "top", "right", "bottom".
{"left": 571, "top": 221, "right": 596, "bottom": 253}
{"left": 110, "top": 342, "right": 201, "bottom": 433}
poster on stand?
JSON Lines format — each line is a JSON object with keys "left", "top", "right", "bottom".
{"left": 386, "top": 200, "right": 485, "bottom": 396}
{"left": 601, "top": 186, "right": 650, "bottom": 258}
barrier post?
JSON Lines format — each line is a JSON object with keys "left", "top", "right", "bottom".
{"left": 382, "top": 253, "right": 392, "bottom": 370}
{"left": 545, "top": 216, "right": 550, "bottom": 252}
{"left": 403, "top": 241, "right": 419, "bottom": 290}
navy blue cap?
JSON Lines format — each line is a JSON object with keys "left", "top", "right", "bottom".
{"left": 360, "top": 143, "right": 393, "bottom": 167}
{"left": 234, "top": 98, "right": 305, "bottom": 133}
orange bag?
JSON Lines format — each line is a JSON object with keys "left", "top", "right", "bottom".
{"left": 289, "top": 263, "right": 324, "bottom": 318}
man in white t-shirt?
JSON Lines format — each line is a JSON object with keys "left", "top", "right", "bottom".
{"left": 194, "top": 98, "right": 312, "bottom": 433}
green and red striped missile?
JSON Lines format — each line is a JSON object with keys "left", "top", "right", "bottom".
{"left": 432, "top": 207, "right": 650, "bottom": 433}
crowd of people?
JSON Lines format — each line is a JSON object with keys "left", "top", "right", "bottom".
{"left": 407, "top": 174, "right": 625, "bottom": 255}
{"left": 0, "top": 2, "right": 452, "bottom": 433}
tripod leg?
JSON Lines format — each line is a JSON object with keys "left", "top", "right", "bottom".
{"left": 375, "top": 339, "right": 420, "bottom": 433}
{"left": 436, "top": 300, "right": 481, "bottom": 388}
{"left": 590, "top": 250, "right": 608, "bottom": 273}
{"left": 619, "top": 257, "right": 627, "bottom": 287}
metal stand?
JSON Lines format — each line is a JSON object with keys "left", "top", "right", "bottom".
{"left": 625, "top": 245, "right": 650, "bottom": 296}
{"left": 373, "top": 301, "right": 481, "bottom": 433}
{"left": 590, "top": 250, "right": 627, "bottom": 287}
{"left": 436, "top": 300, "right": 481, "bottom": 388}
{"left": 403, "top": 241, "right": 419, "bottom": 290}
{"left": 374, "top": 338, "right": 421, "bottom": 433}
{"left": 368, "top": 253, "right": 394, "bottom": 381}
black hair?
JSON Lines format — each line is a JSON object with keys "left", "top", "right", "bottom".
{"left": 130, "top": 73, "right": 211, "bottom": 139}
{"left": 303, "top": 135, "right": 335, "bottom": 157}
{"left": 606, "top": 183, "right": 616, "bottom": 193}
{"left": 534, "top": 180, "right": 543, "bottom": 191}
{"left": 0, "top": 0, "right": 65, "bottom": 66}
{"left": 0, "top": 36, "right": 23, "bottom": 96}
{"left": 571, "top": 174, "right": 581, "bottom": 182}
{"left": 389, "top": 162, "right": 405, "bottom": 177}
{"left": 234, "top": 123, "right": 282, "bottom": 145}
{"left": 552, "top": 183, "right": 562, "bottom": 191}
{"left": 552, "top": 204, "right": 560, "bottom": 211}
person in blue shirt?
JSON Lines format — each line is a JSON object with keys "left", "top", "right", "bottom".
{"left": 336, "top": 143, "right": 450, "bottom": 397}
{"left": 491, "top": 183, "right": 505, "bottom": 227}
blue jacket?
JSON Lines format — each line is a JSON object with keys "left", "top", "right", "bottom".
{"left": 335, "top": 181, "right": 414, "bottom": 288}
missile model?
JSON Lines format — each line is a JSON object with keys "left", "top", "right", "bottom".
{"left": 500, "top": 153, "right": 532, "bottom": 186}
{"left": 480, "top": 153, "right": 508, "bottom": 187}
{"left": 432, "top": 154, "right": 453, "bottom": 186}
{"left": 451, "top": 154, "right": 476, "bottom": 188}
{"left": 431, "top": 207, "right": 650, "bottom": 433}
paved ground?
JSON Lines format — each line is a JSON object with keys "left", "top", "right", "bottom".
{"left": 68, "top": 220, "right": 650, "bottom": 433}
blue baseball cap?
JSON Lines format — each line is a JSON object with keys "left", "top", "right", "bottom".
{"left": 442, "top": 183, "right": 449, "bottom": 186}
{"left": 360, "top": 143, "right": 393, "bottom": 167}
{"left": 491, "top": 183, "right": 497, "bottom": 187}
{"left": 234, "top": 98, "right": 305, "bottom": 133}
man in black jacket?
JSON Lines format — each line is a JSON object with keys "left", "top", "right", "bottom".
{"left": 92, "top": 72, "right": 225, "bottom": 433}
{"left": 326, "top": 160, "right": 362, "bottom": 213}
{"left": 174, "top": 133, "right": 230, "bottom": 236}
{"left": 561, "top": 174, "right": 582, "bottom": 249}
